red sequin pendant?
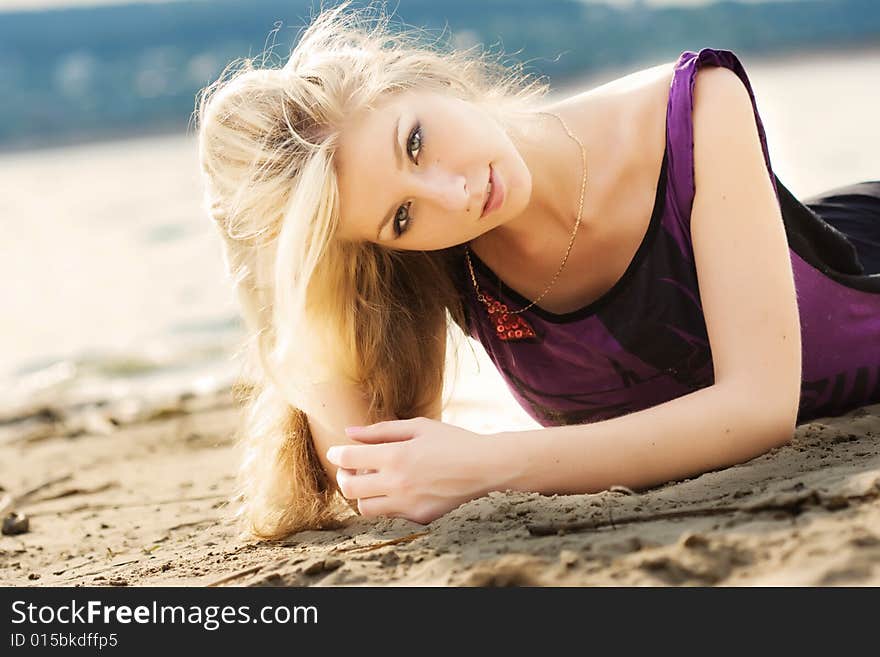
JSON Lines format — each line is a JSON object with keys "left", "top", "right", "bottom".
{"left": 479, "top": 290, "right": 538, "bottom": 342}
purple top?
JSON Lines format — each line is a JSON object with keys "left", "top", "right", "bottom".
{"left": 455, "top": 48, "right": 880, "bottom": 427}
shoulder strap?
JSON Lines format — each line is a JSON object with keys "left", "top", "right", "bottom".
{"left": 666, "top": 48, "right": 869, "bottom": 283}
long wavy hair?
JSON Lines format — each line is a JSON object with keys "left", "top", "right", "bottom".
{"left": 195, "top": 1, "right": 550, "bottom": 540}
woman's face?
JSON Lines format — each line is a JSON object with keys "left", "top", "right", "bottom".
{"left": 334, "top": 88, "right": 532, "bottom": 250}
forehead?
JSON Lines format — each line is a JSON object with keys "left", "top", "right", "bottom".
{"left": 337, "top": 98, "right": 397, "bottom": 162}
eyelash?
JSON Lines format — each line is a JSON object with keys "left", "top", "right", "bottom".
{"left": 393, "top": 122, "right": 423, "bottom": 239}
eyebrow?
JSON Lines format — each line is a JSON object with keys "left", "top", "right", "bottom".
{"left": 376, "top": 114, "right": 404, "bottom": 240}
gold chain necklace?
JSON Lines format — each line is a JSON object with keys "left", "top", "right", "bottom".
{"left": 464, "top": 111, "right": 588, "bottom": 315}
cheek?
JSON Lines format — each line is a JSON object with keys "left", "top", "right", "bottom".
{"left": 501, "top": 153, "right": 531, "bottom": 206}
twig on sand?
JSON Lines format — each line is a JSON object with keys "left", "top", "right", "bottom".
{"left": 526, "top": 490, "right": 852, "bottom": 536}
{"left": 28, "top": 481, "right": 118, "bottom": 503}
{"left": 59, "top": 559, "right": 142, "bottom": 583}
{"left": 206, "top": 565, "right": 263, "bottom": 587}
{"left": 150, "top": 518, "right": 216, "bottom": 545}
{"left": 1, "top": 474, "right": 75, "bottom": 515}
{"left": 333, "top": 530, "right": 430, "bottom": 554}
{"left": 528, "top": 506, "right": 740, "bottom": 536}
{"left": 167, "top": 518, "right": 216, "bottom": 532}
{"left": 18, "top": 474, "right": 75, "bottom": 500}
{"left": 27, "top": 493, "right": 228, "bottom": 517}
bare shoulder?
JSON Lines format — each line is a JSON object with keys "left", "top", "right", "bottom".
{"left": 553, "top": 59, "right": 675, "bottom": 114}
{"left": 623, "top": 60, "right": 677, "bottom": 145}
{"left": 548, "top": 59, "right": 675, "bottom": 172}
{"left": 692, "top": 64, "right": 751, "bottom": 113}
{"left": 589, "top": 59, "right": 676, "bottom": 97}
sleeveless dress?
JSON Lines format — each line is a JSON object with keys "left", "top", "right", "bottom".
{"left": 454, "top": 47, "right": 880, "bottom": 427}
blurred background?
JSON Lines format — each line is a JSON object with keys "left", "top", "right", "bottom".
{"left": 1, "top": 0, "right": 878, "bottom": 431}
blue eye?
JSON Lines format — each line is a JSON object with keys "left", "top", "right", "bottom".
{"left": 393, "top": 123, "right": 422, "bottom": 238}
{"left": 406, "top": 123, "right": 422, "bottom": 161}
{"left": 392, "top": 201, "right": 413, "bottom": 238}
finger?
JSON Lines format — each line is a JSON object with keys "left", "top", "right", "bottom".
{"left": 326, "top": 443, "right": 390, "bottom": 470}
{"left": 345, "top": 417, "right": 423, "bottom": 444}
{"left": 357, "top": 497, "right": 433, "bottom": 525}
{"left": 335, "top": 468, "right": 389, "bottom": 500}
{"left": 357, "top": 495, "right": 403, "bottom": 519}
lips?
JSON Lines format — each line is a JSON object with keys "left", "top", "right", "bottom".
{"left": 480, "top": 164, "right": 503, "bottom": 218}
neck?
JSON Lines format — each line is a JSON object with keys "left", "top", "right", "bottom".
{"left": 474, "top": 99, "right": 605, "bottom": 262}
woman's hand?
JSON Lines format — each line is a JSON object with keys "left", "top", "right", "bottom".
{"left": 325, "top": 417, "right": 497, "bottom": 524}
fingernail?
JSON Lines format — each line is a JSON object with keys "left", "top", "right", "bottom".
{"left": 344, "top": 426, "right": 364, "bottom": 435}
{"left": 326, "top": 446, "right": 341, "bottom": 462}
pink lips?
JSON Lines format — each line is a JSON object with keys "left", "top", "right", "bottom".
{"left": 481, "top": 165, "right": 504, "bottom": 218}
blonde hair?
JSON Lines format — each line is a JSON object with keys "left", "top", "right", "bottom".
{"left": 195, "top": 1, "right": 550, "bottom": 540}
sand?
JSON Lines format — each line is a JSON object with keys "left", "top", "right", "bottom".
{"left": 2, "top": 388, "right": 879, "bottom": 586}
{"left": 2, "top": 47, "right": 879, "bottom": 586}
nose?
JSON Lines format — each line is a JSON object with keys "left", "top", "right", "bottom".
{"left": 415, "top": 166, "right": 480, "bottom": 214}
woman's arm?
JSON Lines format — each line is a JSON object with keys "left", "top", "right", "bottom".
{"left": 485, "top": 381, "right": 792, "bottom": 495}
{"left": 493, "top": 67, "right": 801, "bottom": 492}
{"left": 484, "top": 64, "right": 803, "bottom": 496}
{"left": 305, "top": 318, "right": 447, "bottom": 491}
{"left": 329, "top": 65, "right": 803, "bottom": 522}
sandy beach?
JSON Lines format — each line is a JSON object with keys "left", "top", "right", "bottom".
{"left": 2, "top": 388, "right": 879, "bottom": 586}
{"left": 1, "top": 47, "right": 879, "bottom": 586}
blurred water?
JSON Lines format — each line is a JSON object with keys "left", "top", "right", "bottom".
{"left": 0, "top": 133, "right": 243, "bottom": 411}
{"left": 2, "top": 0, "right": 878, "bottom": 151}
{"left": 1, "top": 47, "right": 877, "bottom": 429}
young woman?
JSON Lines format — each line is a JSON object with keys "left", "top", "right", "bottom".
{"left": 196, "top": 2, "right": 880, "bottom": 540}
